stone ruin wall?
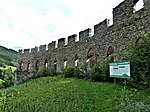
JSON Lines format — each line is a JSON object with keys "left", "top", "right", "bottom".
{"left": 17, "top": 0, "right": 150, "bottom": 77}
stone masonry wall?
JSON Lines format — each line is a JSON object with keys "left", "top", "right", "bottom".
{"left": 16, "top": 0, "right": 150, "bottom": 82}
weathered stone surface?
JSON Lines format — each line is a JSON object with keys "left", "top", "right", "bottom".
{"left": 16, "top": 0, "right": 150, "bottom": 83}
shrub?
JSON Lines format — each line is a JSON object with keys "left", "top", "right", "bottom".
{"left": 0, "top": 68, "right": 14, "bottom": 88}
{"left": 100, "top": 58, "right": 114, "bottom": 82}
{"left": 101, "top": 63, "right": 110, "bottom": 81}
{"left": 90, "top": 64, "right": 100, "bottom": 81}
{"left": 0, "top": 63, "right": 6, "bottom": 68}
{"left": 90, "top": 56, "right": 115, "bottom": 82}
{"left": 63, "top": 67, "right": 75, "bottom": 78}
{"left": 74, "top": 66, "right": 85, "bottom": 79}
{"left": 0, "top": 79, "right": 5, "bottom": 88}
{"left": 90, "top": 57, "right": 114, "bottom": 82}
{"left": 29, "top": 70, "right": 39, "bottom": 79}
{"left": 125, "top": 34, "right": 150, "bottom": 88}
{"left": 116, "top": 88, "right": 150, "bottom": 112}
{"left": 37, "top": 68, "right": 57, "bottom": 77}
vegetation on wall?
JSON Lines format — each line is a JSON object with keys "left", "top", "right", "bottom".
{"left": 15, "top": 34, "right": 150, "bottom": 90}
{"left": 89, "top": 57, "right": 114, "bottom": 82}
{"left": 124, "top": 34, "right": 150, "bottom": 88}
{"left": 37, "top": 67, "right": 57, "bottom": 77}
{"left": 60, "top": 34, "right": 150, "bottom": 88}
{"left": 28, "top": 68, "right": 57, "bottom": 80}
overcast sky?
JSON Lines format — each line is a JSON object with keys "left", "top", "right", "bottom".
{"left": 0, "top": 0, "right": 143, "bottom": 51}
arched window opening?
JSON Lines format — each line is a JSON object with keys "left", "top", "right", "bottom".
{"left": 64, "top": 57, "right": 67, "bottom": 68}
{"left": 86, "top": 58, "right": 90, "bottom": 79}
{"left": 135, "top": 37, "right": 145, "bottom": 49}
{"left": 87, "top": 48, "right": 94, "bottom": 59}
{"left": 54, "top": 60, "right": 57, "bottom": 71}
{"left": 86, "top": 58, "right": 90, "bottom": 63}
{"left": 86, "top": 47, "right": 96, "bottom": 76}
{"left": 44, "top": 59, "right": 48, "bottom": 68}
{"left": 133, "top": 0, "right": 144, "bottom": 13}
{"left": 75, "top": 59, "right": 79, "bottom": 67}
{"left": 19, "top": 62, "right": 23, "bottom": 70}
{"left": 107, "top": 46, "right": 115, "bottom": 62}
{"left": 27, "top": 63, "right": 31, "bottom": 70}
{"left": 107, "top": 46, "right": 114, "bottom": 57}
{"left": 87, "top": 48, "right": 95, "bottom": 67}
{"left": 64, "top": 61, "right": 67, "bottom": 68}
{"left": 75, "top": 54, "right": 79, "bottom": 67}
{"left": 35, "top": 60, "right": 39, "bottom": 70}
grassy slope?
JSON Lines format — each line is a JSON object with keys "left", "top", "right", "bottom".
{"left": 1, "top": 76, "right": 150, "bottom": 112}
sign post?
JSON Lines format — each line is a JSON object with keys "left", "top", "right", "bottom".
{"left": 109, "top": 61, "right": 130, "bottom": 86}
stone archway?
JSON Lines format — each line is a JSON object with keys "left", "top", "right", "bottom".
{"left": 54, "top": 59, "right": 57, "bottom": 72}
{"left": 86, "top": 46, "right": 96, "bottom": 77}
{"left": 27, "top": 62, "right": 31, "bottom": 71}
{"left": 19, "top": 61, "right": 23, "bottom": 71}
{"left": 107, "top": 46, "right": 115, "bottom": 62}
{"left": 87, "top": 46, "right": 96, "bottom": 68}
{"left": 35, "top": 60, "right": 39, "bottom": 70}
{"left": 135, "top": 37, "right": 145, "bottom": 49}
{"left": 107, "top": 46, "right": 114, "bottom": 57}
{"left": 64, "top": 57, "right": 67, "bottom": 68}
{"left": 75, "top": 54, "right": 79, "bottom": 67}
{"left": 44, "top": 59, "right": 48, "bottom": 68}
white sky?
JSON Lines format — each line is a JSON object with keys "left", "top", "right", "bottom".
{"left": 0, "top": 0, "right": 144, "bottom": 51}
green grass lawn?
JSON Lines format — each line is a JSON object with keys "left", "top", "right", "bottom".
{"left": 0, "top": 76, "right": 150, "bottom": 112}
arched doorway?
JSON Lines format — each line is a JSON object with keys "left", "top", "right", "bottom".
{"left": 107, "top": 46, "right": 115, "bottom": 62}
{"left": 54, "top": 59, "right": 57, "bottom": 72}
{"left": 19, "top": 61, "right": 23, "bottom": 71}
{"left": 86, "top": 47, "right": 96, "bottom": 78}
{"left": 135, "top": 37, "right": 145, "bottom": 48}
{"left": 27, "top": 62, "right": 31, "bottom": 71}
{"left": 87, "top": 48, "right": 96, "bottom": 67}
{"left": 35, "top": 60, "right": 39, "bottom": 70}
{"left": 64, "top": 57, "right": 67, "bottom": 68}
{"left": 107, "top": 46, "right": 114, "bottom": 57}
{"left": 44, "top": 59, "right": 48, "bottom": 68}
{"left": 75, "top": 54, "right": 79, "bottom": 67}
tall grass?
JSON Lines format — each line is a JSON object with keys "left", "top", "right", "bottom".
{"left": 0, "top": 76, "right": 150, "bottom": 112}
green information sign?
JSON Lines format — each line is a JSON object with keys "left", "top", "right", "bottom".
{"left": 109, "top": 61, "right": 130, "bottom": 79}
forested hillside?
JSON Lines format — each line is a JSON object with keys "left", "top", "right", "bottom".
{"left": 0, "top": 46, "right": 18, "bottom": 88}
{"left": 0, "top": 46, "right": 18, "bottom": 67}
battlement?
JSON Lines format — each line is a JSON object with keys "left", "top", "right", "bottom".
{"left": 39, "top": 45, "right": 47, "bottom": 52}
{"left": 79, "top": 28, "right": 92, "bottom": 41}
{"left": 113, "top": 0, "right": 132, "bottom": 24}
{"left": 68, "top": 34, "right": 77, "bottom": 45}
{"left": 24, "top": 49, "right": 30, "bottom": 54}
{"left": 58, "top": 38, "right": 65, "bottom": 48}
{"left": 31, "top": 46, "right": 39, "bottom": 53}
{"left": 18, "top": 0, "right": 149, "bottom": 55}
{"left": 48, "top": 41, "right": 56, "bottom": 51}
{"left": 18, "top": 49, "right": 23, "bottom": 54}
{"left": 17, "top": 0, "right": 149, "bottom": 75}
{"left": 112, "top": 0, "right": 149, "bottom": 25}
{"left": 94, "top": 19, "right": 109, "bottom": 35}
